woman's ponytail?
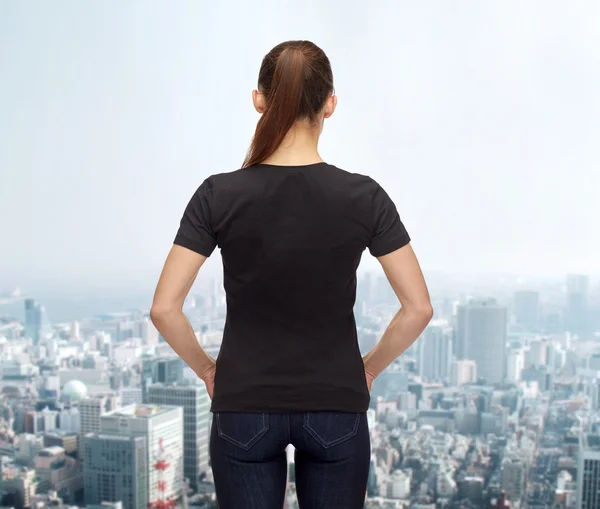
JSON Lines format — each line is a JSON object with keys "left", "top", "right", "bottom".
{"left": 243, "top": 41, "right": 333, "bottom": 168}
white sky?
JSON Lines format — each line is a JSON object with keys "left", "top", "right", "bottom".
{"left": 1, "top": 1, "right": 598, "bottom": 290}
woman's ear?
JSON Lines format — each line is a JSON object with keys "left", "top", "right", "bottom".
{"left": 252, "top": 89, "right": 266, "bottom": 114}
{"left": 323, "top": 94, "right": 337, "bottom": 119}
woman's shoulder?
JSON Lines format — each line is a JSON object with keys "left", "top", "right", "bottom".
{"left": 200, "top": 164, "right": 379, "bottom": 197}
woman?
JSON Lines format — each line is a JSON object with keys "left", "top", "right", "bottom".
{"left": 151, "top": 40, "right": 433, "bottom": 509}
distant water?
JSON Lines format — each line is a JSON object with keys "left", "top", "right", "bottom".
{"left": 42, "top": 292, "right": 154, "bottom": 322}
{"left": 2, "top": 286, "right": 155, "bottom": 323}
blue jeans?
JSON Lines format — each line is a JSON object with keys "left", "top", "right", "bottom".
{"left": 209, "top": 411, "right": 370, "bottom": 509}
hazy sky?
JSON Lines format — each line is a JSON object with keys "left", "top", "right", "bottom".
{"left": 1, "top": 1, "right": 599, "bottom": 291}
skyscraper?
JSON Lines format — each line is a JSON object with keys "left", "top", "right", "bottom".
{"left": 80, "top": 397, "right": 115, "bottom": 439}
{"left": 525, "top": 338, "right": 549, "bottom": 368}
{"left": 147, "top": 384, "right": 211, "bottom": 489}
{"left": 513, "top": 290, "right": 539, "bottom": 330}
{"left": 577, "top": 432, "right": 600, "bottom": 509}
{"left": 24, "top": 298, "right": 51, "bottom": 345}
{"left": 456, "top": 298, "right": 507, "bottom": 385}
{"left": 100, "top": 404, "right": 184, "bottom": 505}
{"left": 141, "top": 356, "right": 184, "bottom": 403}
{"left": 566, "top": 274, "right": 589, "bottom": 338}
{"left": 417, "top": 319, "right": 453, "bottom": 382}
{"left": 84, "top": 434, "right": 148, "bottom": 509}
{"left": 506, "top": 349, "right": 525, "bottom": 384}
{"left": 502, "top": 455, "right": 526, "bottom": 503}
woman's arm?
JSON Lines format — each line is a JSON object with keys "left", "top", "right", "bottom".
{"left": 150, "top": 245, "right": 216, "bottom": 394}
{"left": 363, "top": 243, "right": 433, "bottom": 382}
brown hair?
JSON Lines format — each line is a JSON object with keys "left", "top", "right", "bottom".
{"left": 242, "top": 40, "right": 334, "bottom": 168}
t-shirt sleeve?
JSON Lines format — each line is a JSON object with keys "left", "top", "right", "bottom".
{"left": 173, "top": 178, "right": 217, "bottom": 257}
{"left": 368, "top": 178, "right": 411, "bottom": 257}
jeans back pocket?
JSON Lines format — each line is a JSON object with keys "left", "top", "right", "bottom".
{"left": 215, "top": 412, "right": 269, "bottom": 450}
{"left": 303, "top": 411, "right": 361, "bottom": 449}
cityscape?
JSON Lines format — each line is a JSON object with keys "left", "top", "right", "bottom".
{"left": 2, "top": 2, "right": 598, "bottom": 509}
{"left": 0, "top": 270, "right": 599, "bottom": 509}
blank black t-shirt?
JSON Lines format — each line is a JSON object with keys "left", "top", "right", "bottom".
{"left": 174, "top": 162, "right": 410, "bottom": 413}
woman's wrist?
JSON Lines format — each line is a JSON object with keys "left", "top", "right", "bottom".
{"left": 362, "top": 354, "right": 379, "bottom": 380}
{"left": 194, "top": 353, "right": 216, "bottom": 381}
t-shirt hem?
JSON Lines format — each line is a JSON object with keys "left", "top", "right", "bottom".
{"left": 173, "top": 233, "right": 215, "bottom": 257}
{"left": 209, "top": 397, "right": 371, "bottom": 414}
{"left": 369, "top": 232, "right": 411, "bottom": 257}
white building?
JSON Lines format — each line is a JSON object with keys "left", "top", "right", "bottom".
{"left": 147, "top": 384, "right": 211, "bottom": 488}
{"left": 59, "top": 407, "right": 80, "bottom": 433}
{"left": 397, "top": 391, "right": 417, "bottom": 411}
{"left": 451, "top": 359, "right": 477, "bottom": 386}
{"left": 135, "top": 318, "right": 159, "bottom": 346}
{"left": 456, "top": 298, "right": 507, "bottom": 385}
{"left": 385, "top": 469, "right": 411, "bottom": 499}
{"left": 436, "top": 468, "right": 457, "bottom": 498}
{"left": 41, "top": 407, "right": 58, "bottom": 432}
{"left": 526, "top": 338, "right": 549, "bottom": 368}
{"left": 113, "top": 343, "right": 144, "bottom": 364}
{"left": 80, "top": 397, "right": 109, "bottom": 438}
{"left": 17, "top": 434, "right": 43, "bottom": 463}
{"left": 506, "top": 348, "right": 525, "bottom": 383}
{"left": 100, "top": 403, "right": 184, "bottom": 504}
{"left": 577, "top": 432, "right": 600, "bottom": 509}
{"left": 417, "top": 320, "right": 453, "bottom": 382}
{"left": 121, "top": 387, "right": 143, "bottom": 406}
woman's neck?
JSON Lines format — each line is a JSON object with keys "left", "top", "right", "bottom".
{"left": 261, "top": 120, "right": 323, "bottom": 166}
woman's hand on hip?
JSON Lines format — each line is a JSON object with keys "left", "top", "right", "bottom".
{"left": 363, "top": 360, "right": 377, "bottom": 392}
{"left": 199, "top": 360, "right": 216, "bottom": 399}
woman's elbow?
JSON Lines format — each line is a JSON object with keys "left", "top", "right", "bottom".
{"left": 150, "top": 302, "right": 178, "bottom": 324}
{"left": 409, "top": 301, "right": 434, "bottom": 323}
{"left": 420, "top": 303, "right": 434, "bottom": 323}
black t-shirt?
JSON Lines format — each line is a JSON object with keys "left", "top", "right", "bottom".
{"left": 174, "top": 162, "right": 410, "bottom": 413}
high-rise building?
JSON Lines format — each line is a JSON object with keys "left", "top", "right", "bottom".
{"left": 84, "top": 434, "right": 148, "bottom": 509}
{"left": 135, "top": 318, "right": 159, "bottom": 346}
{"left": 121, "top": 387, "right": 143, "bottom": 406}
{"left": 501, "top": 455, "right": 525, "bottom": 502}
{"left": 417, "top": 319, "right": 453, "bottom": 382}
{"left": 456, "top": 299, "right": 507, "bottom": 385}
{"left": 2, "top": 467, "right": 36, "bottom": 508}
{"left": 141, "top": 356, "right": 184, "bottom": 403}
{"left": 451, "top": 359, "right": 478, "bottom": 386}
{"left": 589, "top": 353, "right": 600, "bottom": 372}
{"left": 43, "top": 431, "right": 79, "bottom": 457}
{"left": 41, "top": 406, "right": 58, "bottom": 432}
{"left": 17, "top": 433, "right": 44, "bottom": 463}
{"left": 525, "top": 338, "right": 549, "bottom": 368}
{"left": 24, "top": 298, "right": 51, "bottom": 345}
{"left": 79, "top": 397, "right": 113, "bottom": 439}
{"left": 35, "top": 446, "right": 82, "bottom": 502}
{"left": 577, "top": 432, "right": 600, "bottom": 509}
{"left": 59, "top": 406, "right": 80, "bottom": 433}
{"left": 147, "top": 384, "right": 211, "bottom": 489}
{"left": 513, "top": 290, "right": 539, "bottom": 330}
{"left": 506, "top": 349, "right": 525, "bottom": 384}
{"left": 566, "top": 274, "right": 589, "bottom": 338}
{"left": 100, "top": 404, "right": 184, "bottom": 505}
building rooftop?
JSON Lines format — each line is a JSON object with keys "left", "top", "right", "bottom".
{"left": 149, "top": 382, "right": 204, "bottom": 391}
{"left": 105, "top": 403, "right": 175, "bottom": 419}
{"left": 43, "top": 430, "right": 78, "bottom": 438}
{"left": 581, "top": 433, "right": 600, "bottom": 451}
{"left": 37, "top": 446, "right": 64, "bottom": 456}
{"left": 85, "top": 432, "right": 144, "bottom": 442}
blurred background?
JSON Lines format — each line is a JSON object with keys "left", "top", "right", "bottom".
{"left": 0, "top": 1, "right": 598, "bottom": 508}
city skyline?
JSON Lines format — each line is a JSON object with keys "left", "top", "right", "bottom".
{"left": 1, "top": 2, "right": 599, "bottom": 508}
{"left": 2, "top": 266, "right": 599, "bottom": 508}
